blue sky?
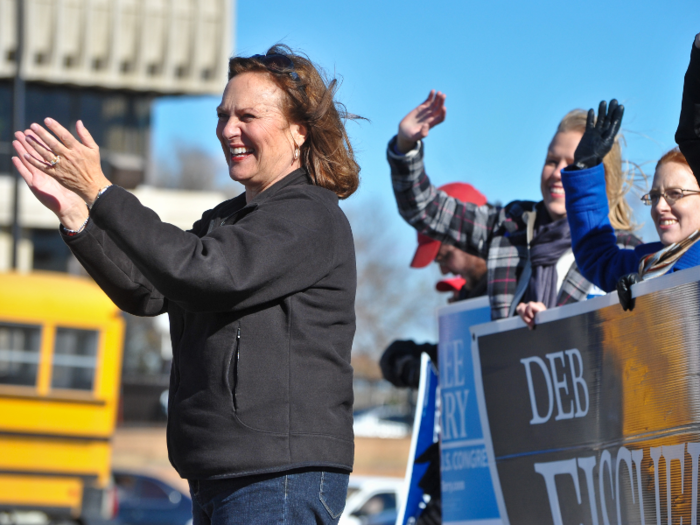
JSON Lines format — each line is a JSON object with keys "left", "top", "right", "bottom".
{"left": 153, "top": 0, "right": 700, "bottom": 259}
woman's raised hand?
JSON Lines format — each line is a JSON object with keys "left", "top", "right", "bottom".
{"left": 18, "top": 119, "right": 110, "bottom": 205}
{"left": 396, "top": 90, "right": 447, "bottom": 154}
{"left": 12, "top": 131, "right": 89, "bottom": 230}
{"left": 572, "top": 99, "right": 624, "bottom": 170}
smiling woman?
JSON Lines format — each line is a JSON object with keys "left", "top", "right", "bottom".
{"left": 12, "top": 44, "right": 361, "bottom": 525}
{"left": 563, "top": 145, "right": 700, "bottom": 302}
{"left": 558, "top": 34, "right": 700, "bottom": 308}
{"left": 215, "top": 72, "right": 307, "bottom": 198}
{"left": 562, "top": 46, "right": 700, "bottom": 309}
{"left": 648, "top": 150, "right": 700, "bottom": 246}
{"left": 223, "top": 45, "right": 360, "bottom": 200}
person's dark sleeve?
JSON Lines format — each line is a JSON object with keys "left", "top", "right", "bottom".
{"left": 561, "top": 164, "right": 640, "bottom": 292}
{"left": 380, "top": 340, "right": 437, "bottom": 389}
{"left": 387, "top": 136, "right": 500, "bottom": 258}
{"left": 64, "top": 219, "right": 169, "bottom": 317}
{"left": 63, "top": 199, "right": 222, "bottom": 317}
{"left": 75, "top": 186, "right": 337, "bottom": 314}
{"left": 676, "top": 42, "right": 700, "bottom": 182}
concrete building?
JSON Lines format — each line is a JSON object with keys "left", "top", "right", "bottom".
{"left": 0, "top": 0, "right": 234, "bottom": 271}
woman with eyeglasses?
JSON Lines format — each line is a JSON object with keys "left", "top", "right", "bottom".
{"left": 562, "top": 99, "right": 700, "bottom": 308}
{"left": 387, "top": 93, "right": 641, "bottom": 329}
{"left": 12, "top": 45, "right": 359, "bottom": 524}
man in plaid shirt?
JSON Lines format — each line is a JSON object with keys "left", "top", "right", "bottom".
{"left": 387, "top": 91, "right": 641, "bottom": 324}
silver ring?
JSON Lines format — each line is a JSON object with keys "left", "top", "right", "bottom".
{"left": 49, "top": 155, "right": 61, "bottom": 167}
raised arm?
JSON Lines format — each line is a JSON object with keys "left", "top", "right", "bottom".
{"left": 387, "top": 92, "right": 500, "bottom": 258}
{"left": 17, "top": 119, "right": 347, "bottom": 315}
{"left": 675, "top": 34, "right": 700, "bottom": 183}
{"left": 562, "top": 100, "right": 639, "bottom": 292}
{"left": 12, "top": 130, "right": 167, "bottom": 316}
{"left": 63, "top": 220, "right": 169, "bottom": 316}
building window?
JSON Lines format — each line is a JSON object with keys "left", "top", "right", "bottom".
{"left": 52, "top": 328, "right": 98, "bottom": 391}
{"left": 31, "top": 229, "right": 72, "bottom": 272}
{"left": 0, "top": 323, "right": 41, "bottom": 387}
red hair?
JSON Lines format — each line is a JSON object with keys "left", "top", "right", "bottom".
{"left": 656, "top": 148, "right": 690, "bottom": 171}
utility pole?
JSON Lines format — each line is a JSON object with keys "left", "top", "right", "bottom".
{"left": 11, "top": 0, "right": 25, "bottom": 269}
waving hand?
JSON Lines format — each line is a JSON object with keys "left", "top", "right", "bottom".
{"left": 396, "top": 90, "right": 446, "bottom": 153}
{"left": 572, "top": 99, "right": 624, "bottom": 170}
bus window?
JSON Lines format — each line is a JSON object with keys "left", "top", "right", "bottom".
{"left": 52, "top": 328, "right": 98, "bottom": 391}
{"left": 0, "top": 323, "right": 41, "bottom": 387}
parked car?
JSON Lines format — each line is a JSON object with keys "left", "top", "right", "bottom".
{"left": 340, "top": 476, "right": 404, "bottom": 525}
{"left": 113, "top": 471, "right": 192, "bottom": 525}
{"left": 353, "top": 406, "right": 413, "bottom": 439}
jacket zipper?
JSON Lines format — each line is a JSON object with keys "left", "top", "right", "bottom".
{"left": 231, "top": 327, "right": 241, "bottom": 411}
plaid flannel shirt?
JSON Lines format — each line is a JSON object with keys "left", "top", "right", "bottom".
{"left": 387, "top": 137, "right": 642, "bottom": 320}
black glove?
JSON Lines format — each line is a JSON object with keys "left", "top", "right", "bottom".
{"left": 379, "top": 340, "right": 436, "bottom": 388}
{"left": 616, "top": 272, "right": 641, "bottom": 311}
{"left": 572, "top": 99, "right": 624, "bottom": 170}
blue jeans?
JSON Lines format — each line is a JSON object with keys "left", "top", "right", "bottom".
{"left": 188, "top": 468, "right": 349, "bottom": 525}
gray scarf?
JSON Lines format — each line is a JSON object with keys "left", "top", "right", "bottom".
{"left": 522, "top": 216, "right": 572, "bottom": 309}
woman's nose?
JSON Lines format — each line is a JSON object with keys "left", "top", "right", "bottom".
{"left": 654, "top": 196, "right": 671, "bottom": 212}
{"left": 222, "top": 119, "right": 240, "bottom": 141}
{"left": 554, "top": 160, "right": 568, "bottom": 177}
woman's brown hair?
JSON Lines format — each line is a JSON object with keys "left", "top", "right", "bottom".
{"left": 228, "top": 45, "right": 361, "bottom": 199}
{"left": 557, "top": 109, "right": 635, "bottom": 231}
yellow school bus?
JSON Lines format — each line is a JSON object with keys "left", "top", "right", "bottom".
{"left": 0, "top": 271, "right": 124, "bottom": 521}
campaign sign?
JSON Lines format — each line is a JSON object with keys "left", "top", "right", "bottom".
{"left": 471, "top": 265, "right": 700, "bottom": 525}
{"left": 397, "top": 352, "right": 439, "bottom": 525}
{"left": 437, "top": 296, "right": 501, "bottom": 525}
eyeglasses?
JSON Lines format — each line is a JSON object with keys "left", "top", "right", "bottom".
{"left": 641, "top": 187, "right": 700, "bottom": 206}
{"left": 250, "top": 53, "right": 300, "bottom": 81}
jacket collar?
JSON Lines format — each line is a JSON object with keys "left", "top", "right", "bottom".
{"left": 218, "top": 169, "right": 312, "bottom": 225}
{"left": 245, "top": 168, "right": 312, "bottom": 208}
{"left": 675, "top": 239, "right": 700, "bottom": 272}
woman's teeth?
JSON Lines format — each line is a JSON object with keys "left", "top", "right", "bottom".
{"left": 659, "top": 219, "right": 678, "bottom": 226}
{"left": 230, "top": 147, "right": 253, "bottom": 156}
{"left": 550, "top": 186, "right": 565, "bottom": 196}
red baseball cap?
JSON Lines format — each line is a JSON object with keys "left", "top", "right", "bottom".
{"left": 436, "top": 276, "right": 467, "bottom": 292}
{"left": 410, "top": 182, "right": 487, "bottom": 268}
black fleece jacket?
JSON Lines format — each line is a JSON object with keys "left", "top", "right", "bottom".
{"left": 676, "top": 41, "right": 700, "bottom": 181}
{"left": 63, "top": 169, "right": 357, "bottom": 479}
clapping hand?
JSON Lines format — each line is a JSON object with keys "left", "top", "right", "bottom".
{"left": 572, "top": 99, "right": 624, "bottom": 170}
{"left": 16, "top": 118, "right": 109, "bottom": 205}
{"left": 396, "top": 90, "right": 446, "bottom": 154}
{"left": 12, "top": 130, "right": 88, "bottom": 230}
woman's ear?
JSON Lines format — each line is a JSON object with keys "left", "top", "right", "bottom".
{"left": 291, "top": 123, "right": 307, "bottom": 148}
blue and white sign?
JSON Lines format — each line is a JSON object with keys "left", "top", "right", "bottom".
{"left": 438, "top": 296, "right": 502, "bottom": 525}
